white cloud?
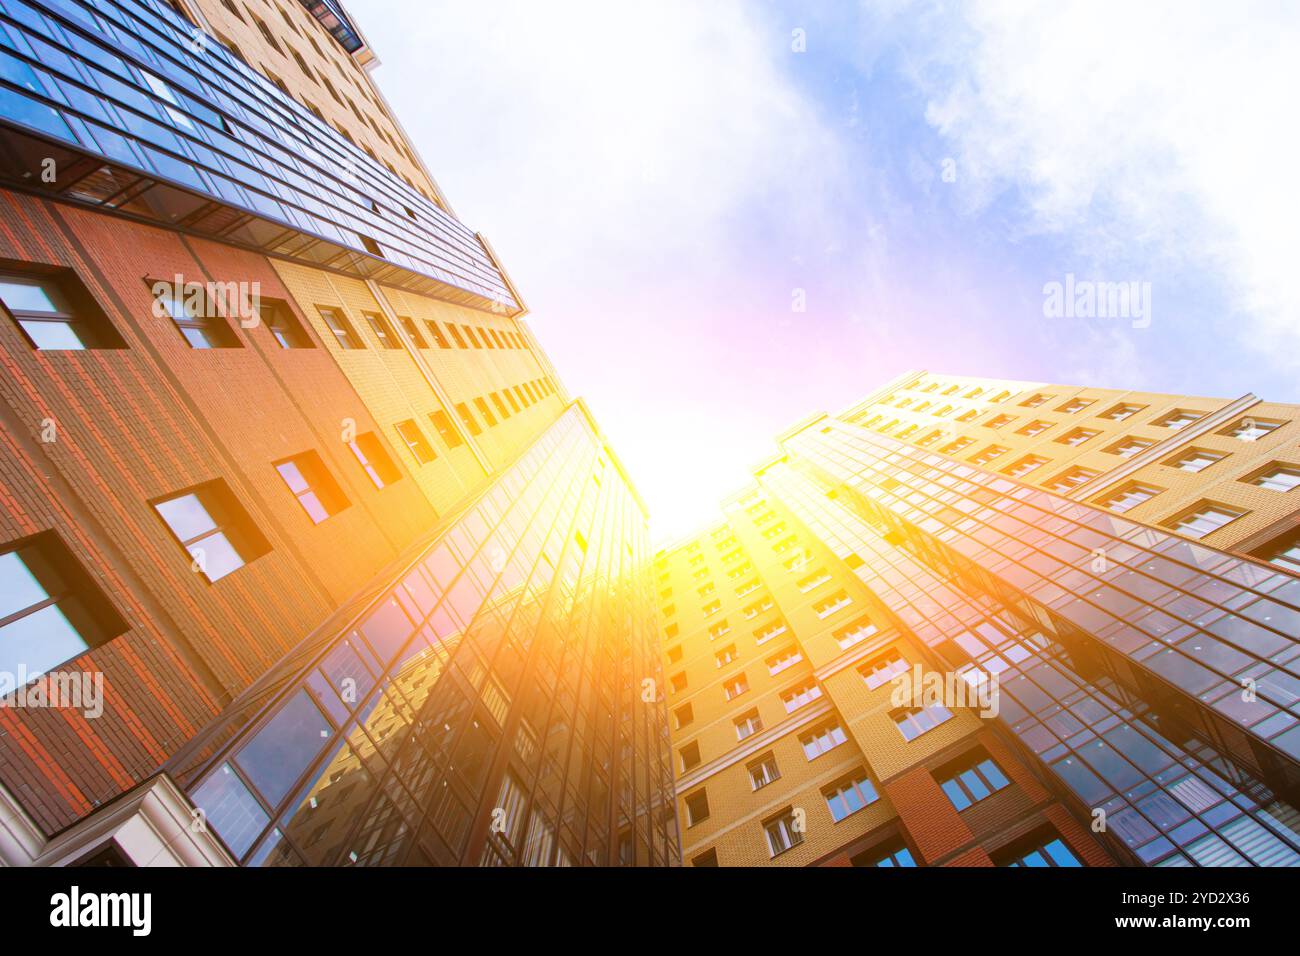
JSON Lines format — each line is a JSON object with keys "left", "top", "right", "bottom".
{"left": 908, "top": 0, "right": 1300, "bottom": 363}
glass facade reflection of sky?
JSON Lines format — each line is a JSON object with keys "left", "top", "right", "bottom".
{"left": 0, "top": 0, "right": 516, "bottom": 309}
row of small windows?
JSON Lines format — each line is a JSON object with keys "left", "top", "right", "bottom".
{"left": 0, "top": 268, "right": 534, "bottom": 361}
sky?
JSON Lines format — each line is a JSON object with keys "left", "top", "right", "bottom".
{"left": 355, "top": 0, "right": 1300, "bottom": 544}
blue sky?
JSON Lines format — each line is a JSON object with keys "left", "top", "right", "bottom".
{"left": 356, "top": 0, "right": 1300, "bottom": 541}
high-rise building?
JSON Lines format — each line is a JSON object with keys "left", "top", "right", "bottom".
{"left": 0, "top": 0, "right": 676, "bottom": 866}
{"left": 662, "top": 372, "right": 1300, "bottom": 867}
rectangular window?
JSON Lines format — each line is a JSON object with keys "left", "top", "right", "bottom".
{"left": 936, "top": 748, "right": 1011, "bottom": 811}
{"left": 1155, "top": 409, "right": 1202, "bottom": 430}
{"left": 318, "top": 306, "right": 364, "bottom": 349}
{"left": 274, "top": 451, "right": 348, "bottom": 524}
{"left": 715, "top": 644, "right": 738, "bottom": 668}
{"left": 446, "top": 324, "right": 468, "bottom": 348}
{"left": 939, "top": 437, "right": 974, "bottom": 454}
{"left": 1167, "top": 503, "right": 1246, "bottom": 539}
{"left": 969, "top": 445, "right": 1007, "bottom": 466}
{"left": 860, "top": 649, "right": 908, "bottom": 689}
{"left": 1167, "top": 448, "right": 1225, "bottom": 472}
{"left": 800, "top": 722, "right": 847, "bottom": 760}
{"left": 708, "top": 620, "right": 731, "bottom": 640}
{"left": 348, "top": 432, "right": 403, "bottom": 488}
{"left": 455, "top": 402, "right": 483, "bottom": 436}
{"left": 504, "top": 389, "right": 521, "bottom": 413}
{"left": 673, "top": 703, "right": 693, "bottom": 729}
{"left": 1003, "top": 454, "right": 1048, "bottom": 478}
{"left": 1223, "top": 417, "right": 1284, "bottom": 441}
{"left": 684, "top": 790, "right": 709, "bottom": 827}
{"left": 152, "top": 480, "right": 270, "bottom": 582}
{"left": 796, "top": 569, "right": 831, "bottom": 592}
{"left": 1100, "top": 402, "right": 1144, "bottom": 421}
{"left": 734, "top": 708, "right": 763, "bottom": 741}
{"left": 490, "top": 392, "right": 511, "bottom": 420}
{"left": 1056, "top": 427, "right": 1099, "bottom": 446}
{"left": 1016, "top": 420, "right": 1051, "bottom": 437}
{"left": 984, "top": 414, "right": 1013, "bottom": 429}
{"left": 766, "top": 646, "right": 802, "bottom": 675}
{"left": 461, "top": 325, "right": 483, "bottom": 348}
{"left": 0, "top": 531, "right": 127, "bottom": 677}
{"left": 0, "top": 268, "right": 123, "bottom": 349}
{"left": 824, "top": 771, "right": 879, "bottom": 822}
{"left": 780, "top": 679, "right": 822, "bottom": 713}
{"left": 1020, "top": 393, "right": 1050, "bottom": 408}
{"left": 747, "top": 753, "right": 780, "bottom": 791}
{"left": 813, "top": 589, "right": 851, "bottom": 618}
{"left": 852, "top": 837, "right": 916, "bottom": 867}
{"left": 993, "top": 828, "right": 1081, "bottom": 867}
{"left": 723, "top": 674, "right": 749, "bottom": 701}
{"left": 152, "top": 279, "right": 239, "bottom": 348}
{"left": 396, "top": 315, "right": 427, "bottom": 348}
{"left": 891, "top": 705, "right": 953, "bottom": 741}
{"left": 395, "top": 420, "right": 437, "bottom": 465}
{"left": 473, "top": 397, "right": 498, "bottom": 427}
{"left": 1246, "top": 464, "right": 1300, "bottom": 492}
{"left": 679, "top": 741, "right": 700, "bottom": 772}
{"left": 1095, "top": 482, "right": 1162, "bottom": 514}
{"left": 260, "top": 297, "right": 313, "bottom": 349}
{"left": 429, "top": 410, "right": 464, "bottom": 448}
{"left": 834, "top": 615, "right": 878, "bottom": 650}
{"left": 1255, "top": 530, "right": 1300, "bottom": 574}
{"left": 1045, "top": 466, "right": 1098, "bottom": 492}
{"left": 425, "top": 320, "right": 452, "bottom": 348}
{"left": 361, "top": 312, "right": 402, "bottom": 350}
{"left": 1057, "top": 398, "right": 1093, "bottom": 413}
{"left": 1106, "top": 437, "right": 1152, "bottom": 458}
{"left": 764, "top": 811, "right": 804, "bottom": 856}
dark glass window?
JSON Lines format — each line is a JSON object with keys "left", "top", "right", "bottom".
{"left": 474, "top": 397, "right": 497, "bottom": 427}
{"left": 397, "top": 315, "right": 427, "bottom": 348}
{"left": 993, "top": 828, "right": 1082, "bottom": 867}
{"left": 395, "top": 419, "right": 437, "bottom": 465}
{"left": 456, "top": 402, "right": 483, "bottom": 436}
{"left": 936, "top": 748, "right": 1011, "bottom": 811}
{"left": 233, "top": 690, "right": 332, "bottom": 807}
{"left": 348, "top": 432, "right": 402, "bottom": 488}
{"left": 430, "top": 410, "right": 463, "bottom": 448}
{"left": 150, "top": 279, "right": 240, "bottom": 349}
{"left": 424, "top": 320, "right": 451, "bottom": 348}
{"left": 152, "top": 481, "right": 270, "bottom": 582}
{"left": 274, "top": 451, "right": 349, "bottom": 523}
{"left": 851, "top": 836, "right": 916, "bottom": 867}
{"left": 362, "top": 311, "right": 401, "bottom": 350}
{"left": 260, "top": 297, "right": 313, "bottom": 349}
{"left": 317, "top": 307, "right": 364, "bottom": 349}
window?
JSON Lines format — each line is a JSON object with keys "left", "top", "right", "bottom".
{"left": 860, "top": 649, "right": 908, "bottom": 689}
{"left": 1095, "top": 482, "right": 1162, "bottom": 514}
{"left": 936, "top": 748, "right": 1011, "bottom": 811}
{"left": 852, "top": 837, "right": 916, "bottom": 867}
{"left": 734, "top": 708, "right": 763, "bottom": 741}
{"left": 395, "top": 420, "right": 437, "bottom": 465}
{"left": 753, "top": 619, "right": 788, "bottom": 644}
{"left": 348, "top": 432, "right": 402, "bottom": 488}
{"left": 1245, "top": 464, "right": 1300, "bottom": 492}
{"left": 361, "top": 312, "right": 401, "bottom": 350}
{"left": 259, "top": 298, "right": 312, "bottom": 349}
{"left": 473, "top": 397, "right": 498, "bottom": 428}
{"left": 834, "top": 615, "right": 878, "bottom": 650}
{"left": 715, "top": 644, "right": 738, "bottom": 668}
{"left": 1020, "top": 393, "right": 1049, "bottom": 408}
{"left": 813, "top": 590, "right": 851, "bottom": 618}
{"left": 673, "top": 703, "right": 693, "bottom": 729}
{"left": 708, "top": 620, "right": 731, "bottom": 640}
{"left": 763, "top": 811, "right": 804, "bottom": 856}
{"left": 1254, "top": 529, "right": 1300, "bottom": 574}
{"left": 1223, "top": 417, "right": 1284, "bottom": 441}
{"left": 747, "top": 753, "right": 780, "bottom": 790}
{"left": 985, "top": 414, "right": 1013, "bottom": 429}
{"left": 691, "top": 849, "right": 718, "bottom": 867}
{"left": 318, "top": 307, "right": 364, "bottom": 349}
{"left": 891, "top": 705, "right": 953, "bottom": 741}
{"left": 766, "top": 646, "right": 802, "bottom": 675}
{"left": 723, "top": 674, "right": 749, "bottom": 701}
{"left": 462, "top": 325, "right": 483, "bottom": 348}
{"left": 1057, "top": 398, "right": 1093, "bottom": 413}
{"left": 939, "top": 437, "right": 974, "bottom": 454}
{"left": 1056, "top": 427, "right": 1099, "bottom": 446}
{"left": 992, "top": 828, "right": 1081, "bottom": 867}
{"left": 152, "top": 481, "right": 270, "bottom": 582}
{"left": 152, "top": 280, "right": 239, "bottom": 348}
{"left": 455, "top": 403, "right": 482, "bottom": 436}
{"left": 679, "top": 741, "right": 701, "bottom": 772}
{"left": 969, "top": 445, "right": 1007, "bottom": 466}
{"left": 1100, "top": 402, "right": 1145, "bottom": 421}
{"left": 1166, "top": 448, "right": 1224, "bottom": 472}
{"left": 666, "top": 645, "right": 682, "bottom": 664}
{"left": 670, "top": 672, "right": 687, "bottom": 694}
{"left": 1016, "top": 420, "right": 1051, "bottom": 437}
{"left": 490, "top": 392, "right": 511, "bottom": 420}
{"left": 1045, "top": 466, "right": 1098, "bottom": 492}
{"left": 1003, "top": 454, "right": 1048, "bottom": 478}
{"left": 702, "top": 599, "right": 722, "bottom": 617}
{"left": 1106, "top": 436, "right": 1152, "bottom": 458}
{"left": 446, "top": 324, "right": 468, "bottom": 348}
{"left": 1154, "top": 409, "right": 1202, "bottom": 430}
{"left": 780, "top": 679, "right": 822, "bottom": 712}
{"left": 684, "top": 790, "right": 709, "bottom": 827}
{"left": 0, "top": 268, "right": 123, "bottom": 349}
{"left": 796, "top": 568, "right": 831, "bottom": 592}
{"left": 274, "top": 451, "right": 348, "bottom": 524}
{"left": 425, "top": 321, "right": 451, "bottom": 348}
{"left": 800, "top": 722, "right": 847, "bottom": 760}
{"left": 429, "top": 410, "right": 463, "bottom": 448}
{"left": 0, "top": 532, "right": 127, "bottom": 677}
{"left": 395, "top": 316, "right": 427, "bottom": 348}
{"left": 1167, "top": 502, "right": 1246, "bottom": 539}
{"left": 824, "top": 771, "right": 879, "bottom": 822}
